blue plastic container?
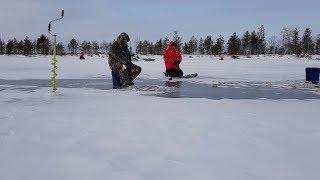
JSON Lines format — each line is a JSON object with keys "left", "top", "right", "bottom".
{"left": 112, "top": 70, "right": 122, "bottom": 89}
{"left": 306, "top": 68, "right": 320, "bottom": 83}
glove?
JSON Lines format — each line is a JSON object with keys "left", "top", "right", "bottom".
{"left": 123, "top": 62, "right": 134, "bottom": 71}
{"left": 122, "top": 64, "right": 127, "bottom": 71}
{"left": 173, "top": 60, "right": 181, "bottom": 65}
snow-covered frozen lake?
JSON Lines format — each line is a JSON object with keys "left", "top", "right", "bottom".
{"left": 1, "top": 55, "right": 320, "bottom": 180}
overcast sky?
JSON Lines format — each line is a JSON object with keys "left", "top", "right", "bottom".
{"left": 0, "top": 0, "right": 319, "bottom": 43}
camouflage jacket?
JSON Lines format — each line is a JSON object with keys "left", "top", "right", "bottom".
{"left": 108, "top": 41, "right": 132, "bottom": 67}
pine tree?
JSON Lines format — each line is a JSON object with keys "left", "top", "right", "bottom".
{"left": 36, "top": 35, "right": 51, "bottom": 55}
{"left": 213, "top": 35, "right": 224, "bottom": 55}
{"left": 204, "top": 36, "right": 213, "bottom": 55}
{"left": 241, "top": 31, "right": 251, "bottom": 55}
{"left": 198, "top": 38, "right": 205, "bottom": 55}
{"left": 17, "top": 40, "right": 24, "bottom": 54}
{"left": 302, "top": 28, "right": 314, "bottom": 55}
{"left": 31, "top": 41, "right": 37, "bottom": 55}
{"left": 277, "top": 47, "right": 285, "bottom": 55}
{"left": 173, "top": 31, "right": 182, "bottom": 51}
{"left": 291, "top": 28, "right": 302, "bottom": 56}
{"left": 56, "top": 43, "right": 66, "bottom": 55}
{"left": 154, "top": 39, "right": 163, "bottom": 55}
{"left": 91, "top": 41, "right": 100, "bottom": 55}
{"left": 182, "top": 43, "right": 190, "bottom": 54}
{"left": 315, "top": 35, "right": 320, "bottom": 55}
{"left": 6, "top": 40, "right": 14, "bottom": 55}
{"left": 68, "top": 39, "right": 79, "bottom": 55}
{"left": 0, "top": 39, "right": 5, "bottom": 54}
{"left": 12, "top": 38, "right": 18, "bottom": 54}
{"left": 138, "top": 40, "right": 154, "bottom": 55}
{"left": 227, "top": 33, "right": 241, "bottom": 57}
{"left": 250, "top": 31, "right": 259, "bottom": 55}
{"left": 188, "top": 36, "right": 198, "bottom": 54}
{"left": 141, "top": 41, "right": 149, "bottom": 55}
{"left": 147, "top": 42, "right": 155, "bottom": 55}
{"left": 23, "top": 37, "right": 33, "bottom": 56}
{"left": 258, "top": 25, "right": 266, "bottom": 54}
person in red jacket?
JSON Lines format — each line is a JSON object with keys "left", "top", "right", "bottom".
{"left": 163, "top": 41, "right": 184, "bottom": 78}
{"left": 80, "top": 52, "right": 85, "bottom": 60}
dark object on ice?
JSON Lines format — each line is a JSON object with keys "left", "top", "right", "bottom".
{"left": 80, "top": 52, "right": 85, "bottom": 60}
{"left": 108, "top": 32, "right": 141, "bottom": 87}
{"left": 164, "top": 72, "right": 198, "bottom": 79}
{"left": 143, "top": 58, "right": 155, "bottom": 62}
{"left": 219, "top": 56, "right": 224, "bottom": 60}
{"left": 231, "top": 55, "right": 239, "bottom": 59}
{"left": 306, "top": 67, "right": 320, "bottom": 84}
{"left": 182, "top": 73, "right": 198, "bottom": 78}
{"left": 164, "top": 68, "right": 184, "bottom": 78}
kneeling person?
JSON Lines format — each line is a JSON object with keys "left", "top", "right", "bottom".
{"left": 163, "top": 42, "right": 183, "bottom": 78}
{"left": 108, "top": 32, "right": 141, "bottom": 88}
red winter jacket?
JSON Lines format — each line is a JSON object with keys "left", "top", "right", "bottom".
{"left": 163, "top": 42, "right": 182, "bottom": 70}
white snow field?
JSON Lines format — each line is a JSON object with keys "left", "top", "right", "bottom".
{"left": 1, "top": 55, "right": 320, "bottom": 180}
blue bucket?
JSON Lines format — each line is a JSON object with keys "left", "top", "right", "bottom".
{"left": 306, "top": 68, "right": 320, "bottom": 84}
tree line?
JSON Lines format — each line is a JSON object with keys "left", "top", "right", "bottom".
{"left": 1, "top": 26, "right": 320, "bottom": 57}
{"left": 136, "top": 26, "right": 320, "bottom": 57}
{"left": 0, "top": 35, "right": 112, "bottom": 56}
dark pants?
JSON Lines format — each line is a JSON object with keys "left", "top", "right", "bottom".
{"left": 165, "top": 68, "right": 183, "bottom": 78}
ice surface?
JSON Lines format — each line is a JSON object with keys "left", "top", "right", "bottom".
{"left": 1, "top": 55, "right": 320, "bottom": 180}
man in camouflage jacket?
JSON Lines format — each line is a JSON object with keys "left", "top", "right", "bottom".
{"left": 108, "top": 33, "right": 141, "bottom": 88}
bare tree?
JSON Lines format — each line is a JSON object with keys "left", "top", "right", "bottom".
{"left": 100, "top": 41, "right": 111, "bottom": 54}
{"left": 91, "top": 41, "right": 100, "bottom": 55}
{"left": 268, "top": 36, "right": 279, "bottom": 55}
{"left": 81, "top": 41, "right": 91, "bottom": 55}
{"left": 281, "top": 27, "right": 292, "bottom": 54}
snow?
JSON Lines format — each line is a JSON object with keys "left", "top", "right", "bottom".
{"left": 1, "top": 55, "right": 320, "bottom": 83}
{"left": 1, "top": 55, "right": 320, "bottom": 180}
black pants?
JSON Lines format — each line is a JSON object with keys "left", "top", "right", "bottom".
{"left": 165, "top": 68, "right": 183, "bottom": 78}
